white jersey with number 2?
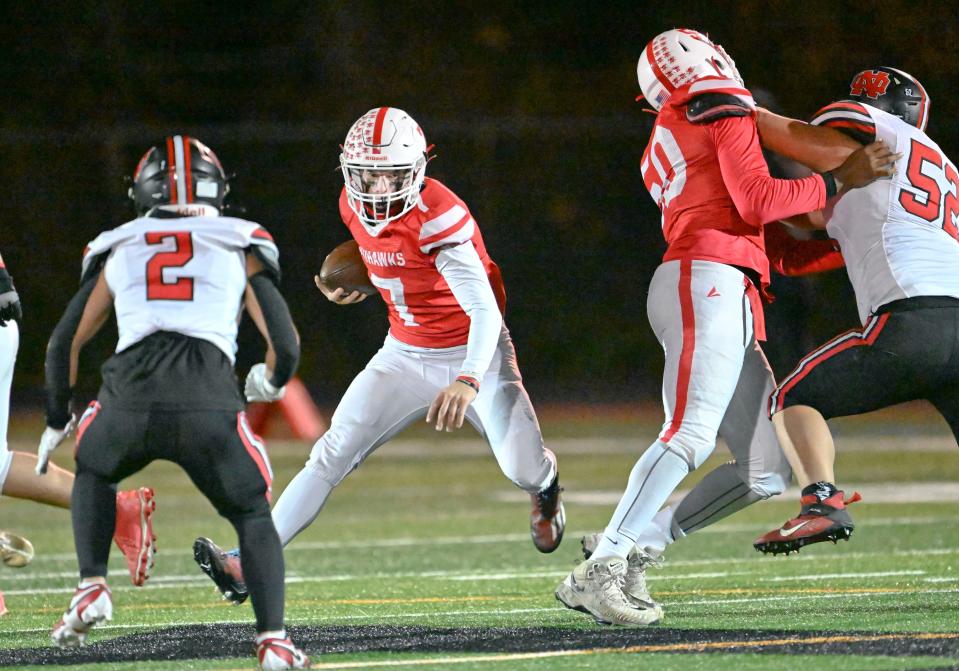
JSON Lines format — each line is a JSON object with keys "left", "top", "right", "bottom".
{"left": 81, "top": 214, "right": 278, "bottom": 361}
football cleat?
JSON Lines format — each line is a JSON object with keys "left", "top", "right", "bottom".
{"left": 530, "top": 476, "right": 565, "bottom": 553}
{"left": 256, "top": 636, "right": 311, "bottom": 670}
{"left": 0, "top": 530, "right": 35, "bottom": 568}
{"left": 193, "top": 537, "right": 248, "bottom": 604}
{"left": 581, "top": 533, "right": 660, "bottom": 609}
{"left": 51, "top": 582, "right": 113, "bottom": 648}
{"left": 114, "top": 488, "right": 157, "bottom": 586}
{"left": 754, "top": 490, "right": 862, "bottom": 555}
{"left": 555, "top": 556, "right": 662, "bottom": 627}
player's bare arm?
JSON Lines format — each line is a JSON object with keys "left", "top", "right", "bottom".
{"left": 757, "top": 108, "right": 860, "bottom": 171}
{"left": 69, "top": 271, "right": 114, "bottom": 387}
{"left": 244, "top": 251, "right": 300, "bottom": 401}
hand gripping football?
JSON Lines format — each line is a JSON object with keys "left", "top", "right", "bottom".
{"left": 318, "top": 240, "right": 377, "bottom": 296}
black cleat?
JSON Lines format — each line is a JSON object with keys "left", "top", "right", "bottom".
{"left": 193, "top": 537, "right": 249, "bottom": 604}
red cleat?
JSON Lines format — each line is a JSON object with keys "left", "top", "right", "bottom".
{"left": 754, "top": 490, "right": 861, "bottom": 555}
{"left": 114, "top": 488, "right": 157, "bottom": 586}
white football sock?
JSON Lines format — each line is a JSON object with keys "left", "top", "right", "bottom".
{"left": 270, "top": 467, "right": 334, "bottom": 546}
{"left": 591, "top": 440, "right": 690, "bottom": 560}
{"left": 634, "top": 506, "right": 676, "bottom": 558}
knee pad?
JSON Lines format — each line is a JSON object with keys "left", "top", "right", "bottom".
{"left": 660, "top": 430, "right": 715, "bottom": 470}
{"left": 744, "top": 462, "right": 791, "bottom": 499}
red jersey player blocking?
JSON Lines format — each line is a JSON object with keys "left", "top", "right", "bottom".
{"left": 193, "top": 107, "right": 564, "bottom": 604}
{"left": 754, "top": 67, "right": 959, "bottom": 555}
{"left": 555, "top": 29, "right": 898, "bottom": 627}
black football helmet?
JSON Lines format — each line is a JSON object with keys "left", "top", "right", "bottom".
{"left": 129, "top": 136, "right": 230, "bottom": 215}
{"left": 847, "top": 66, "right": 929, "bottom": 131}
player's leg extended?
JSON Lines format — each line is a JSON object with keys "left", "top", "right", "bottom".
{"left": 634, "top": 340, "right": 791, "bottom": 557}
{"left": 180, "top": 410, "right": 286, "bottom": 628}
{"left": 270, "top": 343, "right": 433, "bottom": 545}
{"left": 466, "top": 330, "right": 562, "bottom": 552}
{"left": 590, "top": 260, "right": 748, "bottom": 559}
{"left": 757, "top": 310, "right": 926, "bottom": 553}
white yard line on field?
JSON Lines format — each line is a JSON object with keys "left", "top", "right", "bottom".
{"left": 25, "top": 513, "right": 956, "bottom": 564}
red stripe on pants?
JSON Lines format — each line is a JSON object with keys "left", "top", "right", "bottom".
{"left": 236, "top": 412, "right": 273, "bottom": 503}
{"left": 661, "top": 259, "right": 695, "bottom": 443}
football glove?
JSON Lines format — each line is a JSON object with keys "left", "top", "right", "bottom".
{"left": 0, "top": 290, "right": 21, "bottom": 326}
{"left": 36, "top": 415, "right": 77, "bottom": 475}
{"left": 244, "top": 363, "right": 285, "bottom": 403}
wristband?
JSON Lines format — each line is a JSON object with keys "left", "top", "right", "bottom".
{"left": 819, "top": 172, "right": 838, "bottom": 199}
{"left": 455, "top": 375, "right": 480, "bottom": 392}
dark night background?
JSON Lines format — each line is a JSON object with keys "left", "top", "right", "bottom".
{"left": 2, "top": 1, "right": 957, "bottom": 409}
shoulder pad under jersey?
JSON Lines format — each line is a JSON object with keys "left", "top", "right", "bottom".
{"left": 79, "top": 223, "right": 139, "bottom": 285}
{"left": 247, "top": 226, "right": 281, "bottom": 283}
{"left": 686, "top": 93, "right": 754, "bottom": 124}
{"left": 809, "top": 100, "right": 876, "bottom": 145}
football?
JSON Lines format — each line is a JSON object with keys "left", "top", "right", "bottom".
{"left": 318, "top": 240, "right": 377, "bottom": 296}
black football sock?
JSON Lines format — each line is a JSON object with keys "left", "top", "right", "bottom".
{"left": 231, "top": 511, "right": 285, "bottom": 632}
{"left": 72, "top": 470, "right": 118, "bottom": 578}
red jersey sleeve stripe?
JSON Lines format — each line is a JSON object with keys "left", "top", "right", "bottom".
{"left": 419, "top": 214, "right": 471, "bottom": 248}
{"left": 252, "top": 227, "right": 274, "bottom": 241}
{"left": 820, "top": 119, "right": 877, "bottom": 136}
{"left": 812, "top": 101, "right": 869, "bottom": 117}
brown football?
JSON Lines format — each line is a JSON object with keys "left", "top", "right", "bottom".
{"left": 318, "top": 240, "right": 377, "bottom": 296}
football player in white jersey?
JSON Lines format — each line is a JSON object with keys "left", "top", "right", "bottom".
{"left": 0, "top": 249, "right": 155, "bottom": 579}
{"left": 192, "top": 107, "right": 564, "bottom": 607}
{"left": 751, "top": 67, "right": 955, "bottom": 554}
{"left": 38, "top": 137, "right": 309, "bottom": 669}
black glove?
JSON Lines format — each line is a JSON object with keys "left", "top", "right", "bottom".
{"left": 0, "top": 268, "right": 20, "bottom": 326}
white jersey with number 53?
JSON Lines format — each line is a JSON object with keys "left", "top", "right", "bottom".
{"left": 81, "top": 213, "right": 279, "bottom": 360}
{"left": 812, "top": 102, "right": 959, "bottom": 324}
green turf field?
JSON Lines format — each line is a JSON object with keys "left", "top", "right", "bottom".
{"left": 1, "top": 405, "right": 957, "bottom": 669}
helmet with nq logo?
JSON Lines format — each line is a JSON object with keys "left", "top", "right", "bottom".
{"left": 847, "top": 67, "right": 929, "bottom": 131}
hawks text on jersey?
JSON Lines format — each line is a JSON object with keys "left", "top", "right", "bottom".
{"left": 339, "top": 177, "right": 506, "bottom": 349}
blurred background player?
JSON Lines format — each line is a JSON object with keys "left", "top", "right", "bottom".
{"left": 555, "top": 29, "right": 899, "bottom": 627}
{"left": 0, "top": 248, "right": 153, "bottom": 581}
{"left": 193, "top": 107, "right": 564, "bottom": 605}
{"left": 754, "top": 67, "right": 957, "bottom": 555}
{"left": 38, "top": 136, "right": 309, "bottom": 669}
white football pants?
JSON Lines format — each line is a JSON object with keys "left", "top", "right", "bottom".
{"left": 0, "top": 321, "right": 18, "bottom": 491}
{"left": 592, "top": 259, "right": 791, "bottom": 559}
{"left": 271, "top": 326, "right": 557, "bottom": 545}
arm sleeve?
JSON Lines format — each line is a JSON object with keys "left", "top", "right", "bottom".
{"left": 711, "top": 116, "right": 827, "bottom": 227}
{"left": 44, "top": 275, "right": 98, "bottom": 429}
{"left": 248, "top": 272, "right": 300, "bottom": 387}
{"left": 765, "top": 221, "right": 845, "bottom": 276}
{"left": 435, "top": 242, "right": 503, "bottom": 380}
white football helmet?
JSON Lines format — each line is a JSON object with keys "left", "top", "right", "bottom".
{"left": 340, "top": 107, "right": 428, "bottom": 226}
{"left": 637, "top": 29, "right": 743, "bottom": 111}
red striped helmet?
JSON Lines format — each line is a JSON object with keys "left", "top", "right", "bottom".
{"left": 637, "top": 29, "right": 743, "bottom": 111}
{"left": 340, "top": 107, "right": 428, "bottom": 226}
{"left": 129, "top": 136, "right": 229, "bottom": 215}
{"left": 847, "top": 67, "right": 930, "bottom": 131}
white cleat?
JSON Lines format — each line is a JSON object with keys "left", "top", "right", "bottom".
{"left": 256, "top": 636, "right": 311, "bottom": 669}
{"left": 51, "top": 583, "right": 113, "bottom": 648}
{"left": 581, "top": 532, "right": 661, "bottom": 610}
{"left": 555, "top": 556, "right": 662, "bottom": 626}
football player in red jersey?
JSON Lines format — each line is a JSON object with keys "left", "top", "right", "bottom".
{"left": 555, "top": 29, "right": 898, "bottom": 626}
{"left": 0, "top": 250, "right": 155, "bottom": 582}
{"left": 192, "top": 107, "right": 565, "bottom": 606}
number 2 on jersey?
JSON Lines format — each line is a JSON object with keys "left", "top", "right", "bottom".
{"left": 369, "top": 273, "right": 419, "bottom": 326}
{"left": 898, "top": 138, "right": 959, "bottom": 242}
{"left": 145, "top": 231, "right": 195, "bottom": 301}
